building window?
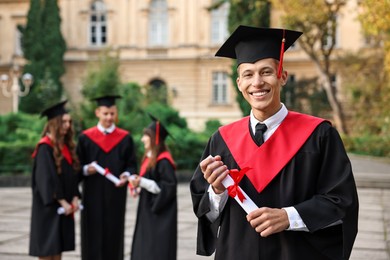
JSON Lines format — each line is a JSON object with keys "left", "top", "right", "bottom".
{"left": 149, "top": 0, "right": 168, "bottom": 46}
{"left": 90, "top": 1, "right": 107, "bottom": 46}
{"left": 15, "top": 26, "right": 23, "bottom": 56}
{"left": 212, "top": 72, "right": 228, "bottom": 104}
{"left": 210, "top": 1, "right": 229, "bottom": 44}
{"left": 148, "top": 79, "right": 168, "bottom": 104}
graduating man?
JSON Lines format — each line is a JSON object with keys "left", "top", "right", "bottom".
{"left": 77, "top": 95, "right": 137, "bottom": 260}
{"left": 190, "top": 25, "right": 359, "bottom": 260}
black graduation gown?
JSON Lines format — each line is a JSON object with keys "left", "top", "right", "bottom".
{"left": 29, "top": 143, "right": 80, "bottom": 257}
{"left": 131, "top": 158, "right": 178, "bottom": 260}
{"left": 190, "top": 121, "right": 359, "bottom": 260}
{"left": 77, "top": 127, "right": 137, "bottom": 260}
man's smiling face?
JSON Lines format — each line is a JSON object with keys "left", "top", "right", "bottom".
{"left": 236, "top": 58, "right": 287, "bottom": 121}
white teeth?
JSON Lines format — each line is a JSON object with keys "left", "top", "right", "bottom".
{"left": 252, "top": 91, "right": 267, "bottom": 97}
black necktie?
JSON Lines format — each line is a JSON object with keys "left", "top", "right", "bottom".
{"left": 254, "top": 123, "right": 267, "bottom": 146}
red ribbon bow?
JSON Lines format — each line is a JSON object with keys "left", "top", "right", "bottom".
{"left": 104, "top": 168, "right": 110, "bottom": 176}
{"left": 227, "top": 167, "right": 251, "bottom": 202}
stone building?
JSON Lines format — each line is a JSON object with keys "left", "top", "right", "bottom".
{"left": 0, "top": 0, "right": 366, "bottom": 130}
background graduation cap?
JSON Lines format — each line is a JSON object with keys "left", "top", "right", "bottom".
{"left": 215, "top": 25, "right": 302, "bottom": 78}
{"left": 146, "top": 113, "right": 172, "bottom": 145}
{"left": 91, "top": 95, "right": 122, "bottom": 107}
{"left": 40, "top": 100, "right": 68, "bottom": 120}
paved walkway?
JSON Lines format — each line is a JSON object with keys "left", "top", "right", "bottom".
{"left": 0, "top": 154, "right": 389, "bottom": 260}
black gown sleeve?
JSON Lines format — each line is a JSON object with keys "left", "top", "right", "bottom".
{"left": 294, "top": 126, "right": 358, "bottom": 231}
{"left": 189, "top": 135, "right": 221, "bottom": 256}
{"left": 294, "top": 124, "right": 359, "bottom": 259}
{"left": 34, "top": 144, "right": 59, "bottom": 206}
{"left": 150, "top": 159, "right": 177, "bottom": 213}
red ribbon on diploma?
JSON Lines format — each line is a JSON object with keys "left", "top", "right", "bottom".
{"left": 104, "top": 168, "right": 110, "bottom": 176}
{"left": 227, "top": 167, "right": 251, "bottom": 202}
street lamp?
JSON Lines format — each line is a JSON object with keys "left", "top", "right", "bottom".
{"left": 0, "top": 64, "right": 33, "bottom": 113}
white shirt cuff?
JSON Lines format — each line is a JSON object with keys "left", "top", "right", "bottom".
{"left": 83, "top": 165, "right": 89, "bottom": 176}
{"left": 205, "top": 185, "right": 228, "bottom": 222}
{"left": 139, "top": 177, "right": 161, "bottom": 194}
{"left": 283, "top": 207, "right": 309, "bottom": 231}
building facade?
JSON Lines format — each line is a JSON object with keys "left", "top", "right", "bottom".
{"left": 0, "top": 0, "right": 366, "bottom": 130}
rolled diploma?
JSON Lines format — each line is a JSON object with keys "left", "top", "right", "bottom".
{"left": 90, "top": 162, "right": 121, "bottom": 186}
{"left": 222, "top": 174, "right": 258, "bottom": 214}
{"left": 57, "top": 204, "right": 84, "bottom": 215}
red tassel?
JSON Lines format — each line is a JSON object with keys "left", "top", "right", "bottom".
{"left": 156, "top": 121, "right": 160, "bottom": 145}
{"left": 277, "top": 30, "right": 286, "bottom": 79}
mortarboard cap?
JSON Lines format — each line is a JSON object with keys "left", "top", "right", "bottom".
{"left": 92, "top": 95, "right": 122, "bottom": 107}
{"left": 40, "top": 100, "right": 68, "bottom": 120}
{"left": 146, "top": 113, "right": 170, "bottom": 145}
{"left": 215, "top": 25, "right": 302, "bottom": 78}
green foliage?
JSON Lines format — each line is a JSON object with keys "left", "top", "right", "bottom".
{"left": 281, "top": 77, "right": 332, "bottom": 118}
{"left": 337, "top": 51, "right": 390, "bottom": 136}
{"left": 0, "top": 143, "right": 35, "bottom": 175}
{"left": 358, "top": 0, "right": 390, "bottom": 74}
{"left": 342, "top": 135, "right": 390, "bottom": 158}
{"left": 144, "top": 84, "right": 169, "bottom": 105}
{"left": 19, "top": 0, "right": 66, "bottom": 113}
{"left": 82, "top": 49, "right": 121, "bottom": 98}
{"left": 169, "top": 128, "right": 210, "bottom": 170}
{"left": 203, "top": 119, "right": 222, "bottom": 137}
{"left": 19, "top": 0, "right": 44, "bottom": 65}
{"left": 41, "top": 0, "right": 66, "bottom": 89}
{"left": 0, "top": 112, "right": 43, "bottom": 175}
{"left": 228, "top": 0, "right": 270, "bottom": 31}
{"left": 0, "top": 112, "right": 43, "bottom": 143}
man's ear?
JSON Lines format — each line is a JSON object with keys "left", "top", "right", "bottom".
{"left": 95, "top": 107, "right": 100, "bottom": 117}
{"left": 281, "top": 70, "right": 288, "bottom": 86}
{"left": 236, "top": 77, "right": 243, "bottom": 92}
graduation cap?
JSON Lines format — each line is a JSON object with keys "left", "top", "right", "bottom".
{"left": 91, "top": 95, "right": 122, "bottom": 107}
{"left": 40, "top": 100, "right": 68, "bottom": 120}
{"left": 215, "top": 25, "right": 302, "bottom": 78}
{"left": 146, "top": 113, "right": 171, "bottom": 145}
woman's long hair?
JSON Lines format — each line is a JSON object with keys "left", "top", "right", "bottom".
{"left": 142, "top": 128, "right": 169, "bottom": 171}
{"left": 41, "top": 114, "right": 80, "bottom": 174}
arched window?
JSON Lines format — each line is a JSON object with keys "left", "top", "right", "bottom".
{"left": 147, "top": 79, "right": 168, "bottom": 104}
{"left": 148, "top": 0, "right": 168, "bottom": 46}
{"left": 90, "top": 1, "right": 107, "bottom": 46}
{"left": 210, "top": 1, "right": 229, "bottom": 44}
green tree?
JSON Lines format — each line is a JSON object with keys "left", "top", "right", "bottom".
{"left": 41, "top": 0, "right": 66, "bottom": 97}
{"left": 358, "top": 0, "right": 390, "bottom": 75}
{"left": 271, "top": 0, "right": 348, "bottom": 134}
{"left": 18, "top": 0, "right": 45, "bottom": 112}
{"left": 355, "top": 0, "right": 390, "bottom": 136}
{"left": 18, "top": 0, "right": 66, "bottom": 113}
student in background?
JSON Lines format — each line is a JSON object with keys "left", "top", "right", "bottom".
{"left": 77, "top": 95, "right": 137, "bottom": 260}
{"left": 129, "top": 115, "right": 177, "bottom": 260}
{"left": 29, "top": 100, "right": 81, "bottom": 260}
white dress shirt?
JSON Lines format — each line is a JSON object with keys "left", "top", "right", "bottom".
{"left": 83, "top": 123, "right": 131, "bottom": 178}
